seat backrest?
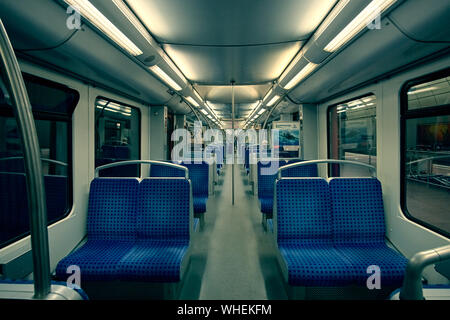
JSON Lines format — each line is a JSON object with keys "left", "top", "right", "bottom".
{"left": 181, "top": 162, "right": 209, "bottom": 197}
{"left": 137, "top": 178, "right": 191, "bottom": 241}
{"left": 276, "top": 178, "right": 332, "bottom": 245}
{"left": 282, "top": 160, "right": 318, "bottom": 178}
{"left": 257, "top": 160, "right": 288, "bottom": 200}
{"left": 329, "top": 178, "right": 386, "bottom": 246}
{"left": 87, "top": 178, "right": 139, "bottom": 241}
{"left": 150, "top": 163, "right": 185, "bottom": 178}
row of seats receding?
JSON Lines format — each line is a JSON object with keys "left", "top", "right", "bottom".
{"left": 275, "top": 177, "right": 408, "bottom": 292}
{"left": 55, "top": 177, "right": 192, "bottom": 296}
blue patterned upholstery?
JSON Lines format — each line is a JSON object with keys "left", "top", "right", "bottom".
{"left": 276, "top": 178, "right": 356, "bottom": 286}
{"left": 118, "top": 240, "right": 189, "bottom": 282}
{"left": 150, "top": 162, "right": 208, "bottom": 214}
{"left": 329, "top": 178, "right": 407, "bottom": 286}
{"left": 87, "top": 178, "right": 139, "bottom": 241}
{"left": 118, "top": 178, "right": 190, "bottom": 282}
{"left": 56, "top": 177, "right": 191, "bottom": 284}
{"left": 137, "top": 178, "right": 190, "bottom": 240}
{"left": 55, "top": 240, "right": 135, "bottom": 281}
{"left": 275, "top": 177, "right": 408, "bottom": 288}
{"left": 258, "top": 160, "right": 317, "bottom": 216}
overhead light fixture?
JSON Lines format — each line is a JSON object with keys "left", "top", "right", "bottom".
{"left": 407, "top": 87, "right": 438, "bottom": 95}
{"left": 185, "top": 96, "right": 200, "bottom": 107}
{"left": 313, "top": 0, "right": 351, "bottom": 40}
{"left": 258, "top": 108, "right": 266, "bottom": 115}
{"left": 200, "top": 109, "right": 208, "bottom": 115}
{"left": 283, "top": 62, "right": 318, "bottom": 90}
{"left": 149, "top": 65, "right": 182, "bottom": 91}
{"left": 63, "top": 0, "right": 143, "bottom": 56}
{"left": 267, "top": 95, "right": 281, "bottom": 107}
{"left": 324, "top": 0, "right": 397, "bottom": 52}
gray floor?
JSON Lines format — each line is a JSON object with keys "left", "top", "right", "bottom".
{"left": 179, "top": 164, "right": 287, "bottom": 300}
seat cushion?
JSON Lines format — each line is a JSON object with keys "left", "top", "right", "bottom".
{"left": 279, "top": 241, "right": 356, "bottom": 287}
{"left": 55, "top": 240, "right": 135, "bottom": 281}
{"left": 118, "top": 240, "right": 189, "bottom": 282}
{"left": 259, "top": 196, "right": 273, "bottom": 215}
{"left": 193, "top": 196, "right": 207, "bottom": 213}
{"left": 336, "top": 244, "right": 408, "bottom": 287}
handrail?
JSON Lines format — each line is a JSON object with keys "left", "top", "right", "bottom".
{"left": 95, "top": 160, "right": 189, "bottom": 179}
{"left": 277, "top": 159, "right": 377, "bottom": 179}
{"left": 0, "top": 157, "right": 68, "bottom": 167}
{"left": 0, "top": 20, "right": 51, "bottom": 298}
{"left": 400, "top": 244, "right": 450, "bottom": 300}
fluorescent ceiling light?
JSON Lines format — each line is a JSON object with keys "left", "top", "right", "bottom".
{"left": 267, "top": 95, "right": 281, "bottom": 107}
{"left": 283, "top": 62, "right": 318, "bottom": 90}
{"left": 200, "top": 109, "right": 208, "bottom": 115}
{"left": 193, "top": 90, "right": 203, "bottom": 103}
{"left": 314, "top": 0, "right": 351, "bottom": 40}
{"left": 112, "top": 0, "right": 153, "bottom": 45}
{"left": 258, "top": 108, "right": 266, "bottom": 115}
{"left": 64, "top": 0, "right": 143, "bottom": 56}
{"left": 185, "top": 96, "right": 200, "bottom": 107}
{"left": 324, "top": 0, "right": 397, "bottom": 52}
{"left": 149, "top": 65, "right": 182, "bottom": 91}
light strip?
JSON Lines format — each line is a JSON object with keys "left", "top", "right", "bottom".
{"left": 283, "top": 62, "right": 318, "bottom": 90}
{"left": 200, "top": 109, "right": 208, "bottom": 115}
{"left": 185, "top": 96, "right": 200, "bottom": 107}
{"left": 149, "top": 65, "right": 183, "bottom": 91}
{"left": 267, "top": 95, "right": 281, "bottom": 107}
{"left": 407, "top": 87, "right": 438, "bottom": 95}
{"left": 313, "top": 0, "right": 351, "bottom": 40}
{"left": 324, "top": 0, "right": 397, "bottom": 52}
{"left": 64, "top": 0, "right": 143, "bottom": 56}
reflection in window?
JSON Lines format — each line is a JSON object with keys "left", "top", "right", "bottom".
{"left": 328, "top": 94, "right": 377, "bottom": 177}
{"left": 403, "top": 72, "right": 450, "bottom": 236}
{"left": 95, "top": 98, "right": 140, "bottom": 177}
{"left": 0, "top": 73, "right": 77, "bottom": 248}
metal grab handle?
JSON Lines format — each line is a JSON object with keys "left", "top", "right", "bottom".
{"left": 400, "top": 244, "right": 450, "bottom": 300}
{"left": 277, "top": 159, "right": 377, "bottom": 179}
{"left": 0, "top": 157, "right": 68, "bottom": 167}
{"left": 0, "top": 20, "right": 51, "bottom": 299}
{"left": 95, "top": 160, "right": 189, "bottom": 179}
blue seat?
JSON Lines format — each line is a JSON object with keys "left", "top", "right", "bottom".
{"left": 329, "top": 178, "right": 408, "bottom": 287}
{"left": 151, "top": 161, "right": 209, "bottom": 214}
{"left": 276, "top": 178, "right": 355, "bottom": 287}
{"left": 117, "top": 178, "right": 191, "bottom": 282}
{"left": 56, "top": 178, "right": 139, "bottom": 281}
{"left": 258, "top": 160, "right": 318, "bottom": 217}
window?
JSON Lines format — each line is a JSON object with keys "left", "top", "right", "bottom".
{"left": 0, "top": 73, "right": 78, "bottom": 249}
{"left": 401, "top": 69, "right": 450, "bottom": 237}
{"left": 328, "top": 94, "right": 377, "bottom": 177}
{"left": 95, "top": 97, "right": 140, "bottom": 177}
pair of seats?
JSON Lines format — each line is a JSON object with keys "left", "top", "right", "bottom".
{"left": 55, "top": 178, "right": 192, "bottom": 285}
{"left": 275, "top": 177, "right": 408, "bottom": 288}
{"left": 150, "top": 161, "right": 209, "bottom": 214}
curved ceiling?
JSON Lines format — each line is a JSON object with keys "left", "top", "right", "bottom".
{"left": 126, "top": 0, "right": 337, "bottom": 86}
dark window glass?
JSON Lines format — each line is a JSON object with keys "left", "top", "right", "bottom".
{"left": 0, "top": 72, "right": 77, "bottom": 249}
{"left": 328, "top": 94, "right": 377, "bottom": 177}
{"left": 402, "top": 70, "right": 450, "bottom": 237}
{"left": 95, "top": 97, "right": 140, "bottom": 177}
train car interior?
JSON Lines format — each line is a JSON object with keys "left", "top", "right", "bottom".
{"left": 0, "top": 0, "right": 449, "bottom": 304}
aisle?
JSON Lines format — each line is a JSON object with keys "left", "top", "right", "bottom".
{"left": 180, "top": 164, "right": 287, "bottom": 300}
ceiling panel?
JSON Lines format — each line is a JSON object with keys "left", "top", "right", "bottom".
{"left": 126, "top": 0, "right": 337, "bottom": 45}
{"left": 164, "top": 42, "right": 302, "bottom": 84}
{"left": 197, "top": 84, "right": 272, "bottom": 104}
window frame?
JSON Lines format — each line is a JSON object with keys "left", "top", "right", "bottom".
{"left": 326, "top": 92, "right": 377, "bottom": 177}
{"left": 400, "top": 67, "right": 450, "bottom": 239}
{"left": 94, "top": 95, "right": 142, "bottom": 176}
{"left": 0, "top": 72, "right": 78, "bottom": 249}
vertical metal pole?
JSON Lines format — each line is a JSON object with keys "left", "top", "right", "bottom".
{"left": 231, "top": 81, "right": 235, "bottom": 205}
{"left": 0, "top": 21, "right": 51, "bottom": 298}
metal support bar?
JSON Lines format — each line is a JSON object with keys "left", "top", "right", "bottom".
{"left": 231, "top": 81, "right": 235, "bottom": 206}
{"left": 400, "top": 244, "right": 450, "bottom": 300}
{"left": 0, "top": 20, "right": 51, "bottom": 299}
{"left": 95, "top": 160, "right": 189, "bottom": 179}
{"left": 277, "top": 159, "right": 377, "bottom": 179}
